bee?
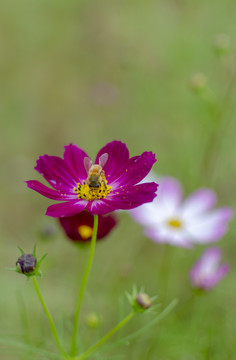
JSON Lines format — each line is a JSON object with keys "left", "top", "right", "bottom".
{"left": 84, "top": 153, "right": 109, "bottom": 189}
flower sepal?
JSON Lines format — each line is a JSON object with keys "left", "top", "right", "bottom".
{"left": 12, "top": 245, "right": 47, "bottom": 278}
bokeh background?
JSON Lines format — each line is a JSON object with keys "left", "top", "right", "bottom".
{"left": 0, "top": 0, "right": 236, "bottom": 359}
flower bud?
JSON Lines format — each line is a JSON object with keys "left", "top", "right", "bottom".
{"left": 189, "top": 73, "right": 207, "bottom": 92}
{"left": 85, "top": 312, "right": 99, "bottom": 328}
{"left": 135, "top": 293, "right": 152, "bottom": 311}
{"left": 13, "top": 246, "right": 47, "bottom": 278}
{"left": 213, "top": 33, "right": 231, "bottom": 56}
{"left": 126, "top": 286, "right": 155, "bottom": 313}
{"left": 16, "top": 254, "right": 37, "bottom": 274}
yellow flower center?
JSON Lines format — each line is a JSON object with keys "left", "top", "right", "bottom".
{"left": 78, "top": 225, "right": 93, "bottom": 239}
{"left": 74, "top": 180, "right": 112, "bottom": 201}
{"left": 167, "top": 218, "right": 182, "bottom": 228}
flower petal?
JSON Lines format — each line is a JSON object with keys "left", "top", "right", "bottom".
{"left": 59, "top": 211, "right": 117, "bottom": 242}
{"left": 181, "top": 188, "right": 218, "bottom": 219}
{"left": 157, "top": 177, "right": 183, "bottom": 215}
{"left": 46, "top": 200, "right": 87, "bottom": 218}
{"left": 190, "top": 247, "right": 230, "bottom": 289}
{"left": 35, "top": 155, "right": 77, "bottom": 192}
{"left": 63, "top": 144, "right": 89, "bottom": 183}
{"left": 112, "top": 152, "right": 157, "bottom": 188}
{"left": 130, "top": 197, "right": 163, "bottom": 226}
{"left": 95, "top": 141, "right": 129, "bottom": 183}
{"left": 104, "top": 182, "right": 157, "bottom": 210}
{"left": 203, "top": 264, "right": 230, "bottom": 289}
{"left": 86, "top": 199, "right": 116, "bottom": 215}
{"left": 25, "top": 180, "right": 76, "bottom": 200}
{"left": 145, "top": 226, "right": 192, "bottom": 248}
{"left": 185, "top": 207, "right": 234, "bottom": 243}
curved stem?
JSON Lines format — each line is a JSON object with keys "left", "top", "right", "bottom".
{"left": 32, "top": 277, "right": 68, "bottom": 359}
{"left": 75, "top": 311, "right": 135, "bottom": 360}
{"left": 70, "top": 215, "right": 98, "bottom": 356}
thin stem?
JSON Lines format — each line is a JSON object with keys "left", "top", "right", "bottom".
{"left": 200, "top": 60, "right": 236, "bottom": 184}
{"left": 70, "top": 215, "right": 99, "bottom": 356}
{"left": 75, "top": 311, "right": 135, "bottom": 360}
{"left": 32, "top": 277, "right": 68, "bottom": 359}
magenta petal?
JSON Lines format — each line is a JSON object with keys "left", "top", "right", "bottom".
{"left": 95, "top": 141, "right": 129, "bottom": 183}
{"left": 35, "top": 155, "right": 77, "bottom": 192}
{"left": 63, "top": 144, "right": 89, "bottom": 183}
{"left": 112, "top": 152, "right": 157, "bottom": 188}
{"left": 46, "top": 200, "right": 87, "bottom": 218}
{"left": 86, "top": 199, "right": 116, "bottom": 215}
{"left": 105, "top": 182, "right": 157, "bottom": 210}
{"left": 26, "top": 180, "right": 76, "bottom": 201}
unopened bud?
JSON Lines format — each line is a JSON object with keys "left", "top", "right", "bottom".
{"left": 85, "top": 313, "right": 99, "bottom": 328}
{"left": 189, "top": 73, "right": 207, "bottom": 92}
{"left": 136, "top": 293, "right": 152, "bottom": 311}
{"left": 16, "top": 254, "right": 37, "bottom": 274}
{"left": 213, "top": 33, "right": 231, "bottom": 55}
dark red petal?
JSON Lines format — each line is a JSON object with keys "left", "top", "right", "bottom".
{"left": 59, "top": 211, "right": 117, "bottom": 242}
{"left": 63, "top": 144, "right": 90, "bottom": 183}
{"left": 95, "top": 141, "right": 129, "bottom": 184}
{"left": 25, "top": 180, "right": 76, "bottom": 201}
{"left": 46, "top": 200, "right": 87, "bottom": 218}
{"left": 35, "top": 155, "right": 77, "bottom": 192}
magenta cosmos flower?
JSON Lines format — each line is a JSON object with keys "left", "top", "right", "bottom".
{"left": 190, "top": 247, "right": 230, "bottom": 290}
{"left": 130, "top": 176, "right": 233, "bottom": 248}
{"left": 26, "top": 141, "right": 157, "bottom": 217}
{"left": 59, "top": 211, "right": 117, "bottom": 243}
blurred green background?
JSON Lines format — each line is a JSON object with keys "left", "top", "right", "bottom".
{"left": 0, "top": 0, "right": 236, "bottom": 359}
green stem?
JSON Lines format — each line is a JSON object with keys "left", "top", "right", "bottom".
{"left": 75, "top": 311, "right": 135, "bottom": 360}
{"left": 70, "top": 215, "right": 99, "bottom": 356}
{"left": 32, "top": 277, "right": 68, "bottom": 359}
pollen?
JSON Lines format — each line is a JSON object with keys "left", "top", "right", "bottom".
{"left": 167, "top": 218, "right": 182, "bottom": 228}
{"left": 74, "top": 181, "right": 112, "bottom": 201}
{"left": 78, "top": 225, "right": 93, "bottom": 239}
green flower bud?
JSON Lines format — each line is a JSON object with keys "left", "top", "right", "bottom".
{"left": 85, "top": 313, "right": 99, "bottom": 328}
{"left": 189, "top": 73, "right": 207, "bottom": 93}
{"left": 213, "top": 33, "right": 231, "bottom": 55}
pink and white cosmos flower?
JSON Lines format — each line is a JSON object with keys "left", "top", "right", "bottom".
{"left": 190, "top": 247, "right": 230, "bottom": 290}
{"left": 130, "top": 176, "right": 234, "bottom": 248}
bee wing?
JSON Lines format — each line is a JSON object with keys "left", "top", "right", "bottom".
{"left": 99, "top": 153, "right": 109, "bottom": 168}
{"left": 84, "top": 157, "right": 93, "bottom": 174}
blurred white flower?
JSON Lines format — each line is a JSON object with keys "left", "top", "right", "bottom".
{"left": 130, "top": 176, "right": 234, "bottom": 248}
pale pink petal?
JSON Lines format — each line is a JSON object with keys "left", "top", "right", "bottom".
{"left": 157, "top": 177, "right": 183, "bottom": 215}
{"left": 181, "top": 188, "right": 217, "bottom": 219}
{"left": 130, "top": 198, "right": 165, "bottom": 226}
{"left": 190, "top": 247, "right": 230, "bottom": 289}
{"left": 145, "top": 225, "right": 192, "bottom": 248}
{"left": 185, "top": 207, "right": 234, "bottom": 243}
